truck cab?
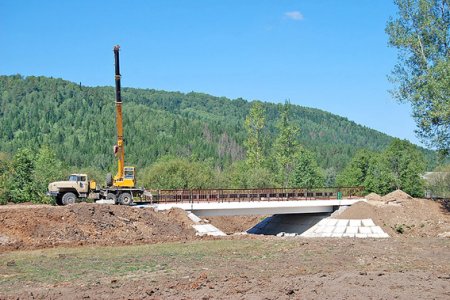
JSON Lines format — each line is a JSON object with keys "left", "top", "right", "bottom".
{"left": 47, "top": 174, "right": 97, "bottom": 205}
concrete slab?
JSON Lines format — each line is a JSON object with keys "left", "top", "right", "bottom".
{"left": 187, "top": 212, "right": 202, "bottom": 223}
{"left": 96, "top": 199, "right": 115, "bottom": 204}
{"left": 322, "top": 226, "right": 335, "bottom": 233}
{"left": 355, "top": 233, "right": 368, "bottom": 238}
{"left": 285, "top": 233, "right": 297, "bottom": 237}
{"left": 323, "top": 219, "right": 338, "bottom": 226}
{"left": 359, "top": 227, "right": 372, "bottom": 234}
{"left": 371, "top": 226, "right": 385, "bottom": 234}
{"left": 345, "top": 226, "right": 358, "bottom": 234}
{"left": 251, "top": 216, "right": 390, "bottom": 239}
{"left": 300, "top": 232, "right": 313, "bottom": 237}
{"left": 362, "top": 219, "right": 375, "bottom": 227}
{"left": 192, "top": 224, "right": 226, "bottom": 236}
{"left": 336, "top": 219, "right": 349, "bottom": 227}
{"left": 333, "top": 226, "right": 346, "bottom": 234}
{"left": 349, "top": 220, "right": 361, "bottom": 227}
{"left": 342, "top": 233, "right": 355, "bottom": 238}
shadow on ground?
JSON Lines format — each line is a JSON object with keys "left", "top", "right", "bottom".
{"left": 247, "top": 213, "right": 331, "bottom": 235}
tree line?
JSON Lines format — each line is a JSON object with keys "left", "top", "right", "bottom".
{"left": 1, "top": 75, "right": 438, "bottom": 175}
{"left": 1, "top": 100, "right": 445, "bottom": 204}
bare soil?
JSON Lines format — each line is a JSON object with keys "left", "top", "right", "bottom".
{"left": 382, "top": 189, "right": 413, "bottom": 202}
{"left": 0, "top": 198, "right": 449, "bottom": 299}
{"left": 364, "top": 192, "right": 382, "bottom": 201}
{"left": 0, "top": 203, "right": 197, "bottom": 251}
{"left": 206, "top": 215, "right": 267, "bottom": 234}
{"left": 0, "top": 238, "right": 449, "bottom": 299}
{"left": 336, "top": 197, "right": 450, "bottom": 237}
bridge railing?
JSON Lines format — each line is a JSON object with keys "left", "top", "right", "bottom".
{"left": 146, "top": 187, "right": 364, "bottom": 204}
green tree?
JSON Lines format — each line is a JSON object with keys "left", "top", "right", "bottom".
{"left": 141, "top": 157, "right": 215, "bottom": 189}
{"left": 33, "top": 146, "right": 65, "bottom": 203}
{"left": 273, "top": 101, "right": 300, "bottom": 187}
{"left": 364, "top": 139, "right": 426, "bottom": 196}
{"left": 383, "top": 139, "right": 426, "bottom": 196}
{"left": 336, "top": 149, "right": 374, "bottom": 187}
{"left": 244, "top": 102, "right": 266, "bottom": 168}
{"left": 220, "top": 161, "right": 275, "bottom": 188}
{"left": 0, "top": 152, "right": 10, "bottom": 204}
{"left": 364, "top": 154, "right": 397, "bottom": 195}
{"left": 324, "top": 167, "right": 337, "bottom": 187}
{"left": 386, "top": 0, "right": 450, "bottom": 155}
{"left": 425, "top": 164, "right": 450, "bottom": 198}
{"left": 7, "top": 148, "right": 37, "bottom": 203}
{"left": 290, "top": 147, "right": 324, "bottom": 188}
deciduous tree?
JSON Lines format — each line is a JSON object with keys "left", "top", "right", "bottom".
{"left": 290, "top": 147, "right": 324, "bottom": 188}
{"left": 244, "top": 102, "right": 266, "bottom": 168}
{"left": 273, "top": 101, "right": 300, "bottom": 187}
{"left": 386, "top": 0, "right": 450, "bottom": 155}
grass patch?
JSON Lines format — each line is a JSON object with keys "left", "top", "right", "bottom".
{"left": 0, "top": 239, "right": 284, "bottom": 289}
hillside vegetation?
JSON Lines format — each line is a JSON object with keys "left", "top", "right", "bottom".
{"left": 0, "top": 75, "right": 442, "bottom": 202}
{"left": 1, "top": 75, "right": 430, "bottom": 171}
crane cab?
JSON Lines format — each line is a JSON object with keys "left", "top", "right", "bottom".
{"left": 113, "top": 166, "right": 136, "bottom": 188}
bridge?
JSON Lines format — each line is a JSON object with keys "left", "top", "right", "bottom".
{"left": 141, "top": 187, "right": 365, "bottom": 216}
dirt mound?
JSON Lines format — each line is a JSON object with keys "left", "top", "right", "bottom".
{"left": 365, "top": 192, "right": 382, "bottom": 201}
{"left": 382, "top": 189, "right": 413, "bottom": 202}
{"left": 0, "top": 203, "right": 197, "bottom": 251}
{"left": 336, "top": 199, "right": 450, "bottom": 237}
{"left": 206, "top": 215, "right": 268, "bottom": 234}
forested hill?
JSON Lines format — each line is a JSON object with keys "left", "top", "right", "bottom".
{"left": 0, "top": 75, "right": 431, "bottom": 172}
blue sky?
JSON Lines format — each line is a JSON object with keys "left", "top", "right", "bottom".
{"left": 0, "top": 0, "right": 422, "bottom": 146}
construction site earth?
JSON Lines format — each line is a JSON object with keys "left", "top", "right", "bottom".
{"left": 2, "top": 47, "right": 449, "bottom": 299}
{"left": 0, "top": 190, "right": 449, "bottom": 299}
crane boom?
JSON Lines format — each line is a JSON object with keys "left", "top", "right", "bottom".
{"left": 109, "top": 45, "right": 136, "bottom": 189}
{"left": 113, "top": 45, "right": 125, "bottom": 181}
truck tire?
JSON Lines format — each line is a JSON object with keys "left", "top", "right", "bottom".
{"left": 118, "top": 192, "right": 132, "bottom": 205}
{"left": 55, "top": 195, "right": 63, "bottom": 206}
{"left": 106, "top": 192, "right": 117, "bottom": 203}
{"left": 61, "top": 192, "right": 77, "bottom": 205}
{"left": 106, "top": 173, "right": 113, "bottom": 187}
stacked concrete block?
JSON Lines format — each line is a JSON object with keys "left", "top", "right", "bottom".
{"left": 301, "top": 218, "right": 389, "bottom": 238}
{"left": 192, "top": 224, "right": 227, "bottom": 236}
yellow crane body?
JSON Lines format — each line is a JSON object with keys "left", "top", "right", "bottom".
{"left": 112, "top": 45, "right": 135, "bottom": 188}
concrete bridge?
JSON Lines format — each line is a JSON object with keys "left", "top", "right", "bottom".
{"left": 145, "top": 198, "right": 365, "bottom": 216}
{"left": 139, "top": 187, "right": 365, "bottom": 216}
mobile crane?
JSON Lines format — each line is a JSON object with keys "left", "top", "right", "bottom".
{"left": 47, "top": 45, "right": 144, "bottom": 205}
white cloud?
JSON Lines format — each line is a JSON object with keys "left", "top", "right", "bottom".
{"left": 284, "top": 11, "right": 304, "bottom": 21}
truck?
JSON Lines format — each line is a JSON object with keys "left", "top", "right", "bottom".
{"left": 47, "top": 45, "right": 145, "bottom": 205}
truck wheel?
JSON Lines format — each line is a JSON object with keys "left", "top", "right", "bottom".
{"left": 106, "top": 173, "right": 113, "bottom": 187}
{"left": 61, "top": 192, "right": 77, "bottom": 205}
{"left": 106, "top": 192, "right": 117, "bottom": 203}
{"left": 55, "top": 195, "right": 63, "bottom": 206}
{"left": 118, "top": 192, "right": 132, "bottom": 205}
